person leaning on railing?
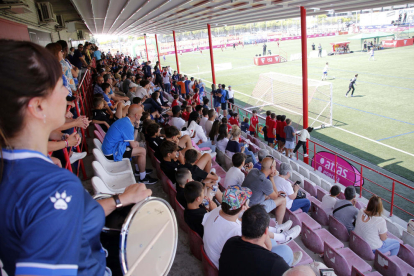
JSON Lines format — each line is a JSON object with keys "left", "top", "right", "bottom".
{"left": 0, "top": 40, "right": 152, "bottom": 276}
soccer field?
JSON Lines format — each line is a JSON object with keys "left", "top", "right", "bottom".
{"left": 161, "top": 34, "right": 414, "bottom": 183}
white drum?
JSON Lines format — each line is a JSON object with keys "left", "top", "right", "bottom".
{"left": 95, "top": 195, "right": 178, "bottom": 276}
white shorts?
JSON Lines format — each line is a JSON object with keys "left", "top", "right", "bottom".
{"left": 285, "top": 141, "right": 295, "bottom": 149}
{"left": 260, "top": 199, "right": 277, "bottom": 213}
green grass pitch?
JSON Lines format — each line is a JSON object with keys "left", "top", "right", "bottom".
{"left": 160, "top": 34, "right": 414, "bottom": 186}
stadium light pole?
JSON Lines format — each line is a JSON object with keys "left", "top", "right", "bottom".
{"left": 144, "top": 34, "right": 149, "bottom": 60}
{"left": 207, "top": 23, "right": 216, "bottom": 85}
{"left": 173, "top": 30, "right": 180, "bottom": 74}
{"left": 155, "top": 34, "right": 161, "bottom": 69}
{"left": 300, "top": 6, "right": 309, "bottom": 164}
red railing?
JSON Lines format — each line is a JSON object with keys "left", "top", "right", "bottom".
{"left": 203, "top": 88, "right": 413, "bottom": 219}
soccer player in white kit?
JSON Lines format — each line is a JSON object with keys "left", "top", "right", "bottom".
{"left": 369, "top": 48, "right": 375, "bottom": 60}
{"left": 322, "top": 62, "right": 329, "bottom": 81}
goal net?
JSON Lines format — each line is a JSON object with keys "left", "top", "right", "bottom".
{"left": 245, "top": 72, "right": 333, "bottom": 129}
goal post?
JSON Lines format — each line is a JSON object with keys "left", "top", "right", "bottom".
{"left": 248, "top": 72, "right": 333, "bottom": 129}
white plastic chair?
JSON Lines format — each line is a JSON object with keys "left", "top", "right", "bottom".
{"left": 298, "top": 165, "right": 310, "bottom": 179}
{"left": 93, "top": 138, "right": 102, "bottom": 151}
{"left": 92, "top": 161, "right": 135, "bottom": 194}
{"left": 265, "top": 145, "right": 273, "bottom": 154}
{"left": 309, "top": 171, "right": 322, "bottom": 186}
{"left": 272, "top": 149, "right": 281, "bottom": 161}
{"left": 289, "top": 159, "right": 299, "bottom": 172}
{"left": 93, "top": 148, "right": 132, "bottom": 174}
{"left": 280, "top": 154, "right": 290, "bottom": 164}
{"left": 291, "top": 171, "right": 305, "bottom": 189}
{"left": 403, "top": 231, "right": 414, "bottom": 247}
{"left": 91, "top": 176, "right": 116, "bottom": 195}
{"left": 320, "top": 178, "right": 333, "bottom": 192}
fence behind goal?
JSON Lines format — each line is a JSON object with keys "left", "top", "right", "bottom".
{"left": 244, "top": 72, "right": 333, "bottom": 130}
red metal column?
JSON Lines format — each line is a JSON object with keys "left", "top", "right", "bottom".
{"left": 207, "top": 24, "right": 216, "bottom": 85}
{"left": 155, "top": 34, "right": 161, "bottom": 69}
{"left": 144, "top": 34, "right": 149, "bottom": 60}
{"left": 173, "top": 31, "right": 180, "bottom": 74}
{"left": 300, "top": 6, "right": 309, "bottom": 164}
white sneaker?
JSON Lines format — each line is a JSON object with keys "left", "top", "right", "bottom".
{"left": 201, "top": 149, "right": 212, "bottom": 154}
{"left": 273, "top": 220, "right": 293, "bottom": 233}
{"left": 304, "top": 154, "right": 309, "bottom": 157}
{"left": 69, "top": 152, "right": 87, "bottom": 164}
{"left": 124, "top": 100, "right": 131, "bottom": 106}
{"left": 279, "top": 225, "right": 301, "bottom": 244}
{"left": 209, "top": 152, "right": 217, "bottom": 159}
{"left": 291, "top": 251, "right": 303, "bottom": 266}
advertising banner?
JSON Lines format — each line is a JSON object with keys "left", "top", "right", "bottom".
{"left": 311, "top": 151, "right": 364, "bottom": 187}
{"left": 382, "top": 38, "right": 414, "bottom": 47}
{"left": 254, "top": 55, "right": 282, "bottom": 66}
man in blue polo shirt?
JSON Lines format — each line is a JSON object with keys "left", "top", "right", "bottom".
{"left": 218, "top": 84, "right": 228, "bottom": 117}
{"left": 102, "top": 104, "right": 157, "bottom": 184}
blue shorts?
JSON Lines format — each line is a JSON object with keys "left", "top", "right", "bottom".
{"left": 268, "top": 138, "right": 274, "bottom": 144}
{"left": 221, "top": 103, "right": 227, "bottom": 110}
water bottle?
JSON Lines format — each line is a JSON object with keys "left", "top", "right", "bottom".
{"left": 202, "top": 199, "right": 209, "bottom": 208}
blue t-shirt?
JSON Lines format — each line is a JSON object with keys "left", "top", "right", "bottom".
{"left": 184, "top": 80, "right": 191, "bottom": 94}
{"left": 220, "top": 89, "right": 227, "bottom": 103}
{"left": 0, "top": 149, "right": 106, "bottom": 276}
{"left": 93, "top": 50, "right": 101, "bottom": 61}
{"left": 226, "top": 140, "right": 241, "bottom": 153}
{"left": 253, "top": 162, "right": 262, "bottom": 170}
{"left": 102, "top": 117, "right": 134, "bottom": 158}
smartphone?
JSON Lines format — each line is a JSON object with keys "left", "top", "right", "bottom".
{"left": 320, "top": 268, "right": 335, "bottom": 276}
{"left": 280, "top": 193, "right": 286, "bottom": 198}
{"left": 295, "top": 181, "right": 301, "bottom": 185}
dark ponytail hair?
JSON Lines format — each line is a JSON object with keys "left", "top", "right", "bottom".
{"left": 0, "top": 40, "right": 62, "bottom": 178}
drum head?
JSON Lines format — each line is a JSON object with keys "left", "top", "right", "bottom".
{"left": 120, "top": 197, "right": 178, "bottom": 276}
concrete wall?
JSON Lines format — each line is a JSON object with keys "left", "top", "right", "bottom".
{"left": 0, "top": 0, "right": 91, "bottom": 45}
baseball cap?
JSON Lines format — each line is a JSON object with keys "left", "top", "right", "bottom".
{"left": 129, "top": 82, "right": 138, "bottom": 88}
{"left": 172, "top": 105, "right": 181, "bottom": 114}
{"left": 228, "top": 85, "right": 232, "bottom": 88}
{"left": 279, "top": 162, "right": 292, "bottom": 176}
{"left": 223, "top": 186, "right": 252, "bottom": 210}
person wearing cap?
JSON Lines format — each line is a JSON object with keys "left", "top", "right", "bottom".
{"left": 333, "top": 186, "right": 358, "bottom": 233}
{"left": 219, "top": 205, "right": 301, "bottom": 276}
{"left": 203, "top": 186, "right": 301, "bottom": 269}
{"left": 227, "top": 85, "right": 234, "bottom": 109}
{"left": 242, "top": 158, "right": 291, "bottom": 231}
{"left": 202, "top": 186, "right": 251, "bottom": 268}
{"left": 253, "top": 149, "right": 269, "bottom": 170}
{"left": 274, "top": 163, "right": 310, "bottom": 213}
{"left": 170, "top": 105, "right": 187, "bottom": 130}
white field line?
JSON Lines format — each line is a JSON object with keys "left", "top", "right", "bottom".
{"left": 188, "top": 76, "right": 414, "bottom": 158}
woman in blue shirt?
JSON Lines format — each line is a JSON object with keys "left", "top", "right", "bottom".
{"left": 0, "top": 40, "right": 151, "bottom": 276}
